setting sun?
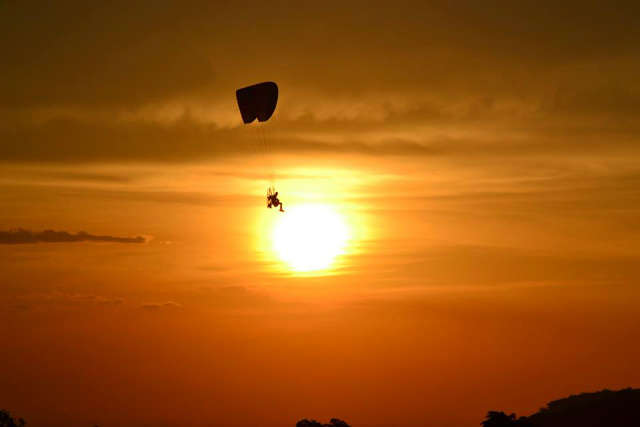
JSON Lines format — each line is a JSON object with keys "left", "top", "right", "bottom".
{"left": 271, "top": 204, "right": 350, "bottom": 272}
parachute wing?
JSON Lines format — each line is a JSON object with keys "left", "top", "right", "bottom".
{"left": 236, "top": 82, "right": 279, "bottom": 124}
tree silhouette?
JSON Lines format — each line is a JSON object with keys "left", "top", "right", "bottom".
{"left": 296, "top": 419, "right": 350, "bottom": 427}
{"left": 514, "top": 417, "right": 533, "bottom": 427}
{"left": 0, "top": 410, "right": 25, "bottom": 427}
{"left": 481, "top": 411, "right": 516, "bottom": 427}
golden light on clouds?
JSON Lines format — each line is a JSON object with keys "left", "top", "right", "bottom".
{"left": 2, "top": 2, "right": 640, "bottom": 427}
{"left": 270, "top": 204, "right": 350, "bottom": 273}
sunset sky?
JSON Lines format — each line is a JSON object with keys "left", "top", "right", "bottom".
{"left": 1, "top": 1, "right": 639, "bottom": 427}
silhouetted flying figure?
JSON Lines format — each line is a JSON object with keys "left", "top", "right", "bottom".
{"left": 267, "top": 188, "right": 284, "bottom": 212}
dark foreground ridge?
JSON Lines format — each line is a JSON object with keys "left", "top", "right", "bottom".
{"left": 4, "top": 390, "right": 639, "bottom": 427}
{"left": 482, "top": 388, "right": 640, "bottom": 427}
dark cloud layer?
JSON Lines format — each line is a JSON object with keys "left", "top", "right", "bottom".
{"left": 0, "top": 228, "right": 148, "bottom": 244}
{"left": 1, "top": 0, "right": 639, "bottom": 163}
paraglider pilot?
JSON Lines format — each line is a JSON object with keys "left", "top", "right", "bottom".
{"left": 267, "top": 188, "right": 284, "bottom": 212}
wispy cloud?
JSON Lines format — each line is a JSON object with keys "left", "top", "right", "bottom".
{"left": 0, "top": 228, "right": 148, "bottom": 245}
{"left": 140, "top": 301, "right": 182, "bottom": 309}
{"left": 6, "top": 292, "right": 127, "bottom": 309}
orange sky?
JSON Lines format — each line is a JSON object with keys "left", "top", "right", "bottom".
{"left": 1, "top": 1, "right": 639, "bottom": 427}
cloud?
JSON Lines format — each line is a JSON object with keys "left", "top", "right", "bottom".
{"left": 50, "top": 293, "right": 127, "bottom": 305}
{"left": 6, "top": 292, "right": 127, "bottom": 309}
{"left": 140, "top": 301, "right": 182, "bottom": 309}
{"left": 93, "top": 296, "right": 127, "bottom": 305}
{"left": 1, "top": 0, "right": 639, "bottom": 165}
{"left": 0, "top": 228, "right": 148, "bottom": 245}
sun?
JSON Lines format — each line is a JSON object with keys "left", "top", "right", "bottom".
{"left": 271, "top": 204, "right": 350, "bottom": 273}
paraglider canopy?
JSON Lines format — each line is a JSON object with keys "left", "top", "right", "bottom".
{"left": 236, "top": 82, "right": 279, "bottom": 124}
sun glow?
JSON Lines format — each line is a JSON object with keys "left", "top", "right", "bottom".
{"left": 271, "top": 204, "right": 350, "bottom": 273}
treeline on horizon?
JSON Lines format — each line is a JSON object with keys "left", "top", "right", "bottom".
{"left": 3, "top": 388, "right": 639, "bottom": 427}
{"left": 482, "top": 388, "right": 640, "bottom": 427}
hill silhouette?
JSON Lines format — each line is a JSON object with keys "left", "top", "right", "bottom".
{"left": 482, "top": 388, "right": 640, "bottom": 427}
{"left": 527, "top": 388, "right": 640, "bottom": 427}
